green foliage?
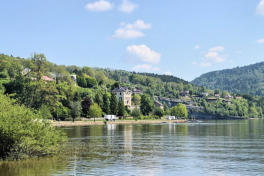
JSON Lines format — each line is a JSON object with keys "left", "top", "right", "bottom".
{"left": 31, "top": 53, "right": 49, "bottom": 80}
{"left": 118, "top": 100, "right": 125, "bottom": 117}
{"left": 77, "top": 76, "right": 87, "bottom": 88}
{"left": 192, "top": 62, "right": 264, "bottom": 96}
{"left": 0, "top": 94, "right": 67, "bottom": 160}
{"left": 170, "top": 103, "right": 188, "bottom": 118}
{"left": 69, "top": 101, "right": 81, "bottom": 121}
{"left": 1, "top": 53, "right": 264, "bottom": 121}
{"left": 102, "top": 93, "right": 110, "bottom": 114}
{"left": 140, "top": 94, "right": 153, "bottom": 115}
{"left": 94, "top": 93, "right": 103, "bottom": 109}
{"left": 38, "top": 105, "right": 52, "bottom": 119}
{"left": 131, "top": 108, "right": 142, "bottom": 119}
{"left": 85, "top": 76, "right": 97, "bottom": 88}
{"left": 81, "top": 97, "right": 92, "bottom": 117}
{"left": 153, "top": 107, "right": 164, "bottom": 118}
{"left": 82, "top": 66, "right": 95, "bottom": 77}
{"left": 88, "top": 103, "right": 102, "bottom": 118}
{"left": 54, "top": 102, "right": 70, "bottom": 121}
{"left": 132, "top": 94, "right": 141, "bottom": 105}
{"left": 110, "top": 93, "right": 118, "bottom": 115}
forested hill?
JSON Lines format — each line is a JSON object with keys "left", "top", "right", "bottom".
{"left": 2, "top": 53, "right": 264, "bottom": 120}
{"left": 192, "top": 62, "right": 264, "bottom": 96}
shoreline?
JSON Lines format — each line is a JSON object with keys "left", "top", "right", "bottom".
{"left": 51, "top": 119, "right": 187, "bottom": 127}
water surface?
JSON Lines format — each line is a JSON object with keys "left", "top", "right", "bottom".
{"left": 1, "top": 120, "right": 264, "bottom": 176}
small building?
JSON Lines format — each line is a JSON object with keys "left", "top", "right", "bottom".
{"left": 132, "top": 87, "right": 143, "bottom": 94}
{"left": 180, "top": 90, "right": 189, "bottom": 97}
{"left": 112, "top": 87, "right": 132, "bottom": 107}
{"left": 202, "top": 92, "right": 209, "bottom": 97}
{"left": 215, "top": 94, "right": 220, "bottom": 98}
{"left": 70, "top": 74, "right": 77, "bottom": 83}
{"left": 21, "top": 68, "right": 31, "bottom": 76}
{"left": 225, "top": 95, "right": 233, "bottom": 100}
{"left": 236, "top": 96, "right": 242, "bottom": 100}
{"left": 41, "top": 75, "right": 54, "bottom": 82}
{"left": 167, "top": 116, "right": 176, "bottom": 120}
{"left": 206, "top": 97, "right": 218, "bottom": 103}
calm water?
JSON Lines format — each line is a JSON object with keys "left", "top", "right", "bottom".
{"left": 1, "top": 120, "right": 264, "bottom": 176}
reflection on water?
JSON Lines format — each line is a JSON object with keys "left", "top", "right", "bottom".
{"left": 1, "top": 120, "right": 264, "bottom": 176}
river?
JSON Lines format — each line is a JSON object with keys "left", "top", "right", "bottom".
{"left": 1, "top": 119, "right": 264, "bottom": 176}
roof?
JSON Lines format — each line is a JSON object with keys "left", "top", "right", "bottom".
{"left": 42, "top": 76, "right": 54, "bottom": 81}
{"left": 112, "top": 87, "right": 131, "bottom": 93}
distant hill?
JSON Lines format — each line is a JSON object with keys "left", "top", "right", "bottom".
{"left": 192, "top": 62, "right": 264, "bottom": 96}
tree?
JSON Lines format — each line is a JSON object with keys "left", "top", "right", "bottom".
{"left": 95, "top": 71, "right": 107, "bottom": 85}
{"left": 88, "top": 103, "right": 102, "bottom": 122}
{"left": 153, "top": 107, "right": 164, "bottom": 118}
{"left": 131, "top": 108, "right": 141, "bottom": 119}
{"left": 110, "top": 92, "right": 118, "bottom": 115}
{"left": 132, "top": 94, "right": 141, "bottom": 105}
{"left": 94, "top": 93, "right": 103, "bottom": 109}
{"left": 54, "top": 102, "right": 69, "bottom": 121}
{"left": 118, "top": 100, "right": 125, "bottom": 117}
{"left": 0, "top": 94, "right": 66, "bottom": 159}
{"left": 77, "top": 76, "right": 87, "bottom": 88}
{"left": 82, "top": 66, "right": 95, "bottom": 77}
{"left": 111, "top": 82, "right": 120, "bottom": 90}
{"left": 70, "top": 101, "right": 81, "bottom": 122}
{"left": 85, "top": 76, "right": 97, "bottom": 88}
{"left": 31, "top": 53, "right": 49, "bottom": 80}
{"left": 81, "top": 97, "right": 92, "bottom": 117}
{"left": 102, "top": 93, "right": 110, "bottom": 114}
{"left": 140, "top": 94, "right": 153, "bottom": 116}
{"left": 170, "top": 103, "right": 188, "bottom": 118}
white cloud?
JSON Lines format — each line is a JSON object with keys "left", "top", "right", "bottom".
{"left": 204, "top": 46, "right": 225, "bottom": 63}
{"left": 205, "top": 51, "right": 218, "bottom": 58}
{"left": 132, "top": 64, "right": 160, "bottom": 72}
{"left": 126, "top": 44, "right": 161, "bottom": 64}
{"left": 85, "top": 0, "right": 113, "bottom": 12}
{"left": 113, "top": 20, "right": 151, "bottom": 39}
{"left": 209, "top": 46, "right": 224, "bottom": 52}
{"left": 119, "top": 0, "right": 137, "bottom": 13}
{"left": 194, "top": 45, "right": 200, "bottom": 49}
{"left": 257, "top": 38, "right": 264, "bottom": 44}
{"left": 257, "top": 0, "right": 264, "bottom": 15}
{"left": 197, "top": 46, "right": 225, "bottom": 67}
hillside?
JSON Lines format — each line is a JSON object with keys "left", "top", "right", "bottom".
{"left": 1, "top": 53, "right": 264, "bottom": 119}
{"left": 192, "top": 62, "right": 264, "bottom": 96}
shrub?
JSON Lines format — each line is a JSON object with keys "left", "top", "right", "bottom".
{"left": 88, "top": 103, "right": 102, "bottom": 118}
{"left": 0, "top": 94, "right": 67, "bottom": 160}
{"left": 38, "top": 104, "right": 52, "bottom": 119}
{"left": 69, "top": 101, "right": 82, "bottom": 121}
{"left": 54, "top": 103, "right": 69, "bottom": 121}
{"left": 131, "top": 108, "right": 142, "bottom": 119}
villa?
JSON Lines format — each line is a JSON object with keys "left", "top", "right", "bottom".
{"left": 112, "top": 87, "right": 132, "bottom": 107}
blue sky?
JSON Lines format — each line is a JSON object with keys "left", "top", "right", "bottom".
{"left": 0, "top": 0, "right": 264, "bottom": 81}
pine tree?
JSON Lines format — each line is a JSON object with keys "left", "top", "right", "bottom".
{"left": 102, "top": 93, "right": 110, "bottom": 114}
{"left": 110, "top": 92, "right": 118, "bottom": 115}
{"left": 118, "top": 100, "right": 125, "bottom": 117}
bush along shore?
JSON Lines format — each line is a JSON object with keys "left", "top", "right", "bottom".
{"left": 0, "top": 94, "right": 67, "bottom": 160}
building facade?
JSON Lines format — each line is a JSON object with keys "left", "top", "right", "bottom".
{"left": 112, "top": 87, "right": 132, "bottom": 107}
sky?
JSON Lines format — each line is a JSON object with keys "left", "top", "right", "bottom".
{"left": 0, "top": 0, "right": 264, "bottom": 81}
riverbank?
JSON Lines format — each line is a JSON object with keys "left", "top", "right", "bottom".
{"left": 51, "top": 119, "right": 187, "bottom": 127}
